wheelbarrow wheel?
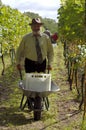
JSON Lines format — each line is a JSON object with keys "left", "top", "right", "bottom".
{"left": 34, "top": 96, "right": 42, "bottom": 121}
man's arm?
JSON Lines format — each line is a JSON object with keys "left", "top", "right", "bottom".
{"left": 16, "top": 37, "right": 25, "bottom": 70}
{"left": 47, "top": 38, "right": 54, "bottom": 70}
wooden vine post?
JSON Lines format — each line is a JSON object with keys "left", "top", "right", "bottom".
{"left": 83, "top": 63, "right": 86, "bottom": 119}
{"left": 0, "top": 43, "right": 5, "bottom": 75}
{"left": 83, "top": 0, "right": 86, "bottom": 119}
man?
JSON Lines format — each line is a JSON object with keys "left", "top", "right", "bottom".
{"left": 16, "top": 18, "right": 54, "bottom": 116}
{"left": 16, "top": 18, "right": 54, "bottom": 73}
{"left": 51, "top": 32, "right": 58, "bottom": 44}
{"left": 44, "top": 28, "right": 51, "bottom": 38}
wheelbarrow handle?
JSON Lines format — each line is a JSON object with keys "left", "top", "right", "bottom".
{"left": 47, "top": 64, "right": 51, "bottom": 74}
{"left": 18, "top": 69, "right": 23, "bottom": 80}
{"left": 18, "top": 69, "right": 26, "bottom": 110}
{"left": 48, "top": 69, "right": 49, "bottom": 74}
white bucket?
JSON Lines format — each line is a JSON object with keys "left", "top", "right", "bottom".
{"left": 25, "top": 73, "right": 51, "bottom": 92}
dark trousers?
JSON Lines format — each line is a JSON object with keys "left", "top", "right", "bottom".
{"left": 24, "top": 58, "right": 46, "bottom": 73}
{"left": 24, "top": 58, "right": 46, "bottom": 106}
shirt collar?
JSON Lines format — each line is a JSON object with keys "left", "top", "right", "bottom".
{"left": 31, "top": 32, "right": 42, "bottom": 37}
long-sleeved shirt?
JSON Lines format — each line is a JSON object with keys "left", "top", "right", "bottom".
{"left": 16, "top": 32, "right": 54, "bottom": 66}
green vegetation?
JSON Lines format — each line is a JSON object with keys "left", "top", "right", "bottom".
{"left": 0, "top": 5, "right": 31, "bottom": 54}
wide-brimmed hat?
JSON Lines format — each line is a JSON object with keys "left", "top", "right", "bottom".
{"left": 29, "top": 18, "right": 43, "bottom": 26}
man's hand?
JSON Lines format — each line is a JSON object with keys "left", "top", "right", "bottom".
{"left": 47, "top": 65, "right": 52, "bottom": 70}
{"left": 17, "top": 64, "right": 21, "bottom": 70}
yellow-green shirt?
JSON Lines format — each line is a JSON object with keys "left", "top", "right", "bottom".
{"left": 16, "top": 32, "right": 54, "bottom": 65}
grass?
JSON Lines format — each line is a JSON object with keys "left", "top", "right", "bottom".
{"left": 0, "top": 43, "right": 86, "bottom": 130}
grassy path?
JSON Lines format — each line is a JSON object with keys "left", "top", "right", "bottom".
{"left": 0, "top": 43, "right": 86, "bottom": 130}
{"left": 52, "top": 44, "right": 85, "bottom": 130}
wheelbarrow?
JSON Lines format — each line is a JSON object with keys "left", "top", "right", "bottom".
{"left": 18, "top": 70, "right": 60, "bottom": 121}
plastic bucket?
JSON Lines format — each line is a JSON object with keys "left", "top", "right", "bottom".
{"left": 24, "top": 73, "right": 51, "bottom": 92}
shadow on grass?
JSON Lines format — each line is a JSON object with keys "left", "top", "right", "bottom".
{"left": 40, "top": 110, "right": 82, "bottom": 130}
{"left": 0, "top": 106, "right": 33, "bottom": 126}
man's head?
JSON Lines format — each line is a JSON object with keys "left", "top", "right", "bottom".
{"left": 29, "top": 18, "right": 43, "bottom": 35}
